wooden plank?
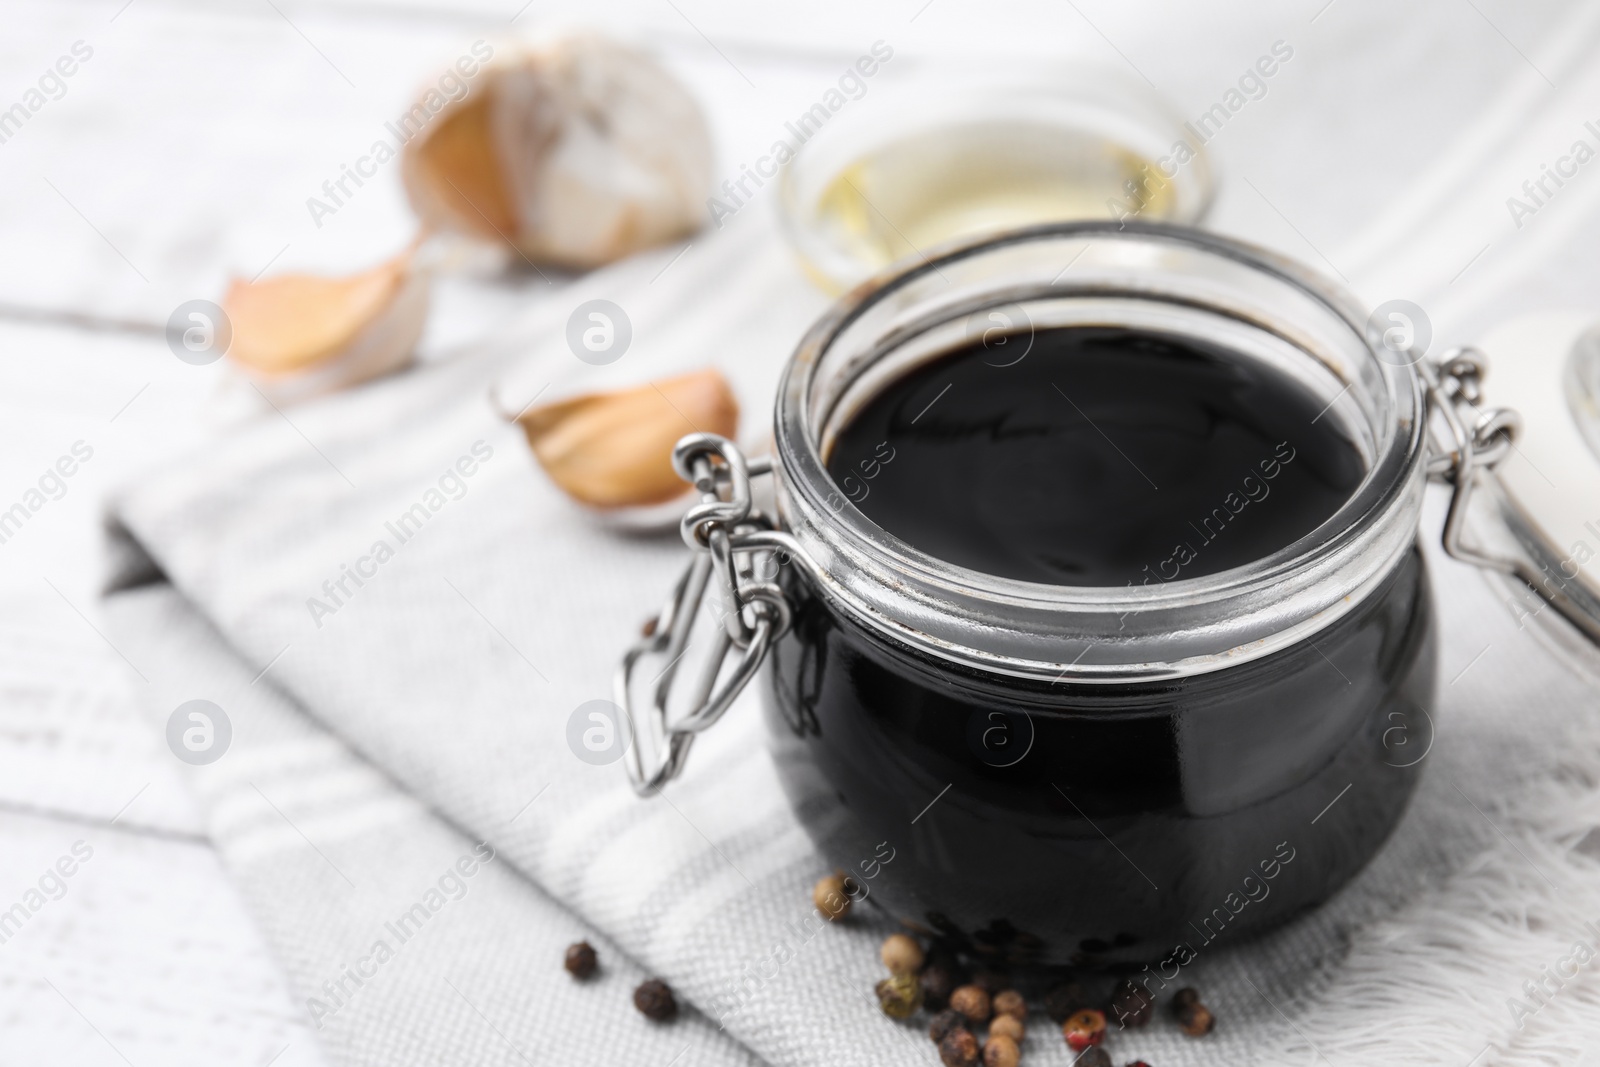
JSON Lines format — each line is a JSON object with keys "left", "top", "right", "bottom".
{"left": 0, "top": 810, "right": 326, "bottom": 1066}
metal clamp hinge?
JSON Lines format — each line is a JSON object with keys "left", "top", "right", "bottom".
{"left": 615, "top": 434, "right": 798, "bottom": 795}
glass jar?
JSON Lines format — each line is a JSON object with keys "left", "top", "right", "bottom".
{"left": 618, "top": 221, "right": 1534, "bottom": 968}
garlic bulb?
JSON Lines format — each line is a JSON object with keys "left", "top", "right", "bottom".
{"left": 509, "top": 369, "right": 738, "bottom": 508}
{"left": 224, "top": 247, "right": 428, "bottom": 403}
{"left": 403, "top": 34, "right": 712, "bottom": 270}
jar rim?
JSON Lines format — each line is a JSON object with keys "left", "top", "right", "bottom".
{"left": 772, "top": 221, "right": 1428, "bottom": 681}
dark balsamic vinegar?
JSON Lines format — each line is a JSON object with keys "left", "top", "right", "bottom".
{"left": 827, "top": 326, "right": 1365, "bottom": 586}
{"left": 767, "top": 325, "right": 1435, "bottom": 968}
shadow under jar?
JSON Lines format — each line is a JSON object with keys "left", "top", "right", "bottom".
{"left": 624, "top": 222, "right": 1483, "bottom": 970}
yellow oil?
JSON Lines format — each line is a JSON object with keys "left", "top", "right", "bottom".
{"left": 806, "top": 121, "right": 1177, "bottom": 284}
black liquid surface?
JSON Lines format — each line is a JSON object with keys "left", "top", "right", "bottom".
{"left": 827, "top": 326, "right": 1365, "bottom": 585}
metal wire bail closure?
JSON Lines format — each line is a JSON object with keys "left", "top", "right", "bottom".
{"left": 1423, "top": 347, "right": 1599, "bottom": 641}
{"left": 615, "top": 434, "right": 797, "bottom": 795}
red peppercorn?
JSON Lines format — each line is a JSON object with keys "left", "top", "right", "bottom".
{"left": 1063, "top": 1008, "right": 1107, "bottom": 1050}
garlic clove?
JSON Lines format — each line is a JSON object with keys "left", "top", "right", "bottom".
{"left": 403, "top": 34, "right": 712, "bottom": 269}
{"left": 223, "top": 247, "right": 428, "bottom": 402}
{"left": 510, "top": 369, "right": 738, "bottom": 509}
{"left": 410, "top": 91, "right": 519, "bottom": 239}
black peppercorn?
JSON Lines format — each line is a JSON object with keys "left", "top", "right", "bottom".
{"left": 1044, "top": 981, "right": 1088, "bottom": 1022}
{"left": 1109, "top": 978, "right": 1154, "bottom": 1027}
{"left": 1076, "top": 1048, "right": 1112, "bottom": 1067}
{"left": 938, "top": 1026, "right": 979, "bottom": 1067}
{"left": 633, "top": 978, "right": 677, "bottom": 1021}
{"left": 920, "top": 958, "right": 958, "bottom": 1010}
{"left": 563, "top": 941, "right": 598, "bottom": 980}
{"left": 1171, "top": 987, "right": 1200, "bottom": 1012}
{"left": 928, "top": 1009, "right": 964, "bottom": 1044}
{"left": 969, "top": 968, "right": 1007, "bottom": 995}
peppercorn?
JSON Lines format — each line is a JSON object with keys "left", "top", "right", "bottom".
{"left": 1126, "top": 1061, "right": 1154, "bottom": 1067}
{"left": 929, "top": 1009, "right": 965, "bottom": 1044}
{"left": 991, "top": 989, "right": 1026, "bottom": 1021}
{"left": 875, "top": 973, "right": 923, "bottom": 1019}
{"left": 1076, "top": 1048, "right": 1112, "bottom": 1067}
{"left": 920, "top": 958, "right": 959, "bottom": 1010}
{"left": 563, "top": 941, "right": 598, "bottom": 980}
{"left": 938, "top": 1027, "right": 980, "bottom": 1067}
{"left": 949, "top": 984, "right": 992, "bottom": 1023}
{"left": 1171, "top": 987, "right": 1200, "bottom": 1012}
{"left": 1176, "top": 1001, "right": 1215, "bottom": 1037}
{"left": 880, "top": 933, "right": 925, "bottom": 976}
{"left": 1062, "top": 1008, "right": 1107, "bottom": 1050}
{"left": 1043, "top": 981, "right": 1088, "bottom": 1022}
{"left": 989, "top": 1014, "right": 1025, "bottom": 1042}
{"left": 982, "top": 1033, "right": 1020, "bottom": 1067}
{"left": 633, "top": 978, "right": 677, "bottom": 1021}
{"left": 812, "top": 873, "right": 851, "bottom": 921}
{"left": 969, "top": 968, "right": 1007, "bottom": 995}
{"left": 1109, "top": 978, "right": 1153, "bottom": 1027}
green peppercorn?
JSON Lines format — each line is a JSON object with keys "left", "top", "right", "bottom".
{"left": 876, "top": 973, "right": 923, "bottom": 1019}
{"left": 938, "top": 1027, "right": 979, "bottom": 1067}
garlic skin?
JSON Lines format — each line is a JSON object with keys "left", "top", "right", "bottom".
{"left": 511, "top": 369, "right": 738, "bottom": 509}
{"left": 224, "top": 248, "right": 428, "bottom": 404}
{"left": 403, "top": 35, "right": 712, "bottom": 269}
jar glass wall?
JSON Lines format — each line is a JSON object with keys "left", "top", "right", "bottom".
{"left": 760, "top": 222, "right": 1438, "bottom": 966}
